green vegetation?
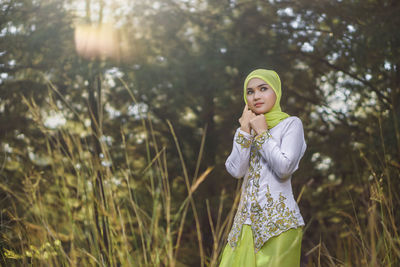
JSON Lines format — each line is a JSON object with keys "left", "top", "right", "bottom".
{"left": 1, "top": 0, "right": 399, "bottom": 266}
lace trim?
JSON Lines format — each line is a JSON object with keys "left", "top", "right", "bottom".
{"left": 235, "top": 132, "right": 251, "bottom": 148}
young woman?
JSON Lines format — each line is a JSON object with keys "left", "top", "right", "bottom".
{"left": 219, "top": 69, "right": 307, "bottom": 267}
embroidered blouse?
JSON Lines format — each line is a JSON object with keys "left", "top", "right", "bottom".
{"left": 225, "top": 116, "right": 306, "bottom": 252}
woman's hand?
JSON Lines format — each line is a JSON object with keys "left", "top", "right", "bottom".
{"left": 250, "top": 114, "right": 268, "bottom": 135}
{"left": 238, "top": 104, "right": 256, "bottom": 134}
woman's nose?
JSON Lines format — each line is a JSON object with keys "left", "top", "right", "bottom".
{"left": 253, "top": 90, "right": 260, "bottom": 99}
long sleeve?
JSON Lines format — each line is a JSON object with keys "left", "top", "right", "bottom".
{"left": 257, "top": 117, "right": 306, "bottom": 179}
{"left": 225, "top": 128, "right": 252, "bottom": 178}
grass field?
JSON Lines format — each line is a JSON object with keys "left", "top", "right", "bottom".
{"left": 1, "top": 89, "right": 399, "bottom": 266}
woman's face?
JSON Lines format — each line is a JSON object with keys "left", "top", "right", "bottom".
{"left": 246, "top": 78, "right": 277, "bottom": 115}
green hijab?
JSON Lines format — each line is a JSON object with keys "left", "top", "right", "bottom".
{"left": 243, "top": 69, "right": 290, "bottom": 129}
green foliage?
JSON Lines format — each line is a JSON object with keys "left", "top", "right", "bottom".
{"left": 0, "top": 0, "right": 399, "bottom": 266}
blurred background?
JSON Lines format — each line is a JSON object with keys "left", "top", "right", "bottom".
{"left": 1, "top": 0, "right": 399, "bottom": 266}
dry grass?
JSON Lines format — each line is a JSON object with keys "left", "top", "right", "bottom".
{"left": 1, "top": 82, "right": 399, "bottom": 266}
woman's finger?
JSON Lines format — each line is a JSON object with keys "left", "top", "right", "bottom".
{"left": 243, "top": 104, "right": 249, "bottom": 114}
{"left": 241, "top": 105, "right": 247, "bottom": 115}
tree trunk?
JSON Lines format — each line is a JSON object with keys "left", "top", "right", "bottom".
{"left": 203, "top": 91, "right": 216, "bottom": 168}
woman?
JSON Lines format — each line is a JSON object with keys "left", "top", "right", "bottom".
{"left": 219, "top": 69, "right": 306, "bottom": 266}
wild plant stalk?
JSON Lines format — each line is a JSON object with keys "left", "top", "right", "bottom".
{"left": 302, "top": 115, "right": 400, "bottom": 266}
{"left": 3, "top": 77, "right": 399, "bottom": 266}
{"left": 2, "top": 78, "right": 232, "bottom": 266}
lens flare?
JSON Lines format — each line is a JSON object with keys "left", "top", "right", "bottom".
{"left": 74, "top": 23, "right": 129, "bottom": 61}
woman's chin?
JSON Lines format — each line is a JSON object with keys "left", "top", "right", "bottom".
{"left": 251, "top": 108, "right": 267, "bottom": 115}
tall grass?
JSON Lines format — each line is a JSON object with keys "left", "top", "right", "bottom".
{"left": 302, "top": 115, "right": 400, "bottom": 266}
{"left": 0, "top": 81, "right": 399, "bottom": 266}
{"left": 303, "top": 174, "right": 399, "bottom": 267}
{"left": 0, "top": 80, "right": 240, "bottom": 266}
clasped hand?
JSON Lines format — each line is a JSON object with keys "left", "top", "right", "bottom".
{"left": 238, "top": 104, "right": 268, "bottom": 135}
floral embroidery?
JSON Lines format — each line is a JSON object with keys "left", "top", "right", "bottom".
{"left": 235, "top": 132, "right": 251, "bottom": 148}
{"left": 227, "top": 134, "right": 302, "bottom": 252}
{"left": 253, "top": 130, "right": 272, "bottom": 149}
{"left": 265, "top": 187, "right": 274, "bottom": 207}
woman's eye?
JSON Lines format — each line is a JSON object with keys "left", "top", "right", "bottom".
{"left": 247, "top": 90, "right": 253, "bottom": 95}
{"left": 260, "top": 87, "right": 268, "bottom": 91}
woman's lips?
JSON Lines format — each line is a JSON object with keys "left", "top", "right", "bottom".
{"left": 255, "top": 103, "right": 263, "bottom": 107}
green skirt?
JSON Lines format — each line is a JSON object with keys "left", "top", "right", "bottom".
{"left": 219, "top": 225, "right": 303, "bottom": 267}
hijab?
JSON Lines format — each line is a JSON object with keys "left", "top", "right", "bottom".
{"left": 243, "top": 69, "right": 290, "bottom": 129}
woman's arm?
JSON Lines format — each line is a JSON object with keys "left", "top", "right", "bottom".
{"left": 225, "top": 128, "right": 252, "bottom": 178}
{"left": 257, "top": 117, "right": 306, "bottom": 179}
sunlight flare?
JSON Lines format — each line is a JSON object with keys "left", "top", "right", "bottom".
{"left": 74, "top": 23, "right": 129, "bottom": 61}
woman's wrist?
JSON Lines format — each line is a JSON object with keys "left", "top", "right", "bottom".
{"left": 254, "top": 126, "right": 268, "bottom": 135}
{"left": 240, "top": 125, "right": 251, "bottom": 134}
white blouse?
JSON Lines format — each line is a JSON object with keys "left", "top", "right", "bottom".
{"left": 225, "top": 116, "right": 306, "bottom": 252}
